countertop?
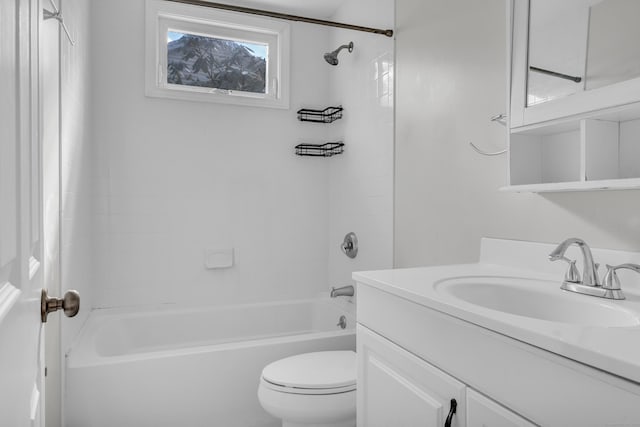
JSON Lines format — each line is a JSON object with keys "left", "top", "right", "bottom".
{"left": 353, "top": 238, "right": 640, "bottom": 385}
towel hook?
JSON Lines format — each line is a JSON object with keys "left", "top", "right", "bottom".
{"left": 490, "top": 113, "right": 507, "bottom": 126}
{"left": 469, "top": 113, "right": 507, "bottom": 156}
{"left": 43, "top": 0, "right": 76, "bottom": 46}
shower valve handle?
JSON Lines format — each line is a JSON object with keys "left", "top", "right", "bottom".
{"left": 340, "top": 232, "right": 358, "bottom": 259}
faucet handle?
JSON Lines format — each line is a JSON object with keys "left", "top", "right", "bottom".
{"left": 552, "top": 256, "right": 581, "bottom": 283}
{"left": 602, "top": 263, "right": 640, "bottom": 291}
{"left": 564, "top": 259, "right": 581, "bottom": 283}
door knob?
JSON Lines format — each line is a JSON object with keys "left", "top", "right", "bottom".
{"left": 41, "top": 289, "right": 80, "bottom": 323}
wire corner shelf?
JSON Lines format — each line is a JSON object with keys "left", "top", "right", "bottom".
{"left": 295, "top": 142, "right": 344, "bottom": 157}
{"left": 297, "top": 106, "right": 343, "bottom": 124}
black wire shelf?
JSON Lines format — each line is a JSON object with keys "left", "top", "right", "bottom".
{"left": 297, "top": 106, "right": 343, "bottom": 123}
{"left": 295, "top": 142, "right": 344, "bottom": 157}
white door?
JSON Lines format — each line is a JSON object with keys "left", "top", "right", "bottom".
{"left": 0, "top": 0, "right": 45, "bottom": 425}
{"left": 357, "top": 325, "right": 466, "bottom": 427}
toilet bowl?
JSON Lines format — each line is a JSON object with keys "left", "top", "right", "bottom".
{"left": 258, "top": 351, "right": 356, "bottom": 427}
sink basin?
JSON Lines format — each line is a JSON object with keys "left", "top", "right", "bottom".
{"left": 435, "top": 276, "right": 640, "bottom": 327}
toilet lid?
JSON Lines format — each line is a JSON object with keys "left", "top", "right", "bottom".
{"left": 261, "top": 351, "right": 356, "bottom": 390}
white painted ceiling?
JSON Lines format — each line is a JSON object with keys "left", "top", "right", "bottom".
{"left": 216, "top": 0, "right": 346, "bottom": 19}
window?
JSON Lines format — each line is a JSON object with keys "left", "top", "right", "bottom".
{"left": 145, "top": 0, "right": 290, "bottom": 108}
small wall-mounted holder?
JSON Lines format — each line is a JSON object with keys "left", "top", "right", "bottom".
{"left": 204, "top": 248, "right": 234, "bottom": 269}
{"left": 340, "top": 232, "right": 358, "bottom": 259}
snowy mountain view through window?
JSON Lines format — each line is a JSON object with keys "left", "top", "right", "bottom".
{"left": 167, "top": 31, "right": 268, "bottom": 94}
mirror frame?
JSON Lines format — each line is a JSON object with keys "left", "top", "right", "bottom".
{"left": 509, "top": 0, "right": 640, "bottom": 129}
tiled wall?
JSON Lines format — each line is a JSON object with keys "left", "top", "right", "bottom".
{"left": 91, "top": 0, "right": 329, "bottom": 308}
{"left": 87, "top": 0, "right": 394, "bottom": 310}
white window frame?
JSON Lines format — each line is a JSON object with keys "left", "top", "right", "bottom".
{"left": 145, "top": 0, "right": 290, "bottom": 109}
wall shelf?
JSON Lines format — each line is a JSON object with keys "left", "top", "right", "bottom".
{"left": 501, "top": 178, "right": 640, "bottom": 193}
{"left": 297, "top": 106, "right": 343, "bottom": 123}
{"left": 295, "top": 142, "right": 344, "bottom": 157}
{"left": 507, "top": 115, "right": 640, "bottom": 192}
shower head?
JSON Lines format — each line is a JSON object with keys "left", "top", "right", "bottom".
{"left": 324, "top": 42, "right": 354, "bottom": 66}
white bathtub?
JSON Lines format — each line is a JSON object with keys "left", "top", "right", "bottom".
{"left": 65, "top": 298, "right": 355, "bottom": 427}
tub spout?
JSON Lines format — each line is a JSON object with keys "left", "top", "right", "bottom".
{"left": 331, "top": 285, "right": 354, "bottom": 298}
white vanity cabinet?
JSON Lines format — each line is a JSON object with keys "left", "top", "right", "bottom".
{"left": 505, "top": 0, "right": 640, "bottom": 192}
{"left": 355, "top": 281, "right": 640, "bottom": 426}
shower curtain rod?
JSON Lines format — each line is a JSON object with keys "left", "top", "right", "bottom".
{"left": 166, "top": 0, "right": 394, "bottom": 37}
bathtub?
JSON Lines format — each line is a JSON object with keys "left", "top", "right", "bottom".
{"left": 65, "top": 298, "right": 355, "bottom": 427}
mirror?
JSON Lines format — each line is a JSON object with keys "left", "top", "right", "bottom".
{"left": 527, "top": 0, "right": 640, "bottom": 107}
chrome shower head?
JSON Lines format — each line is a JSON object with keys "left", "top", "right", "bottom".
{"left": 324, "top": 42, "right": 354, "bottom": 66}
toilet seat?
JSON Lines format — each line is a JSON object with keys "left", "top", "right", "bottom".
{"left": 261, "top": 378, "right": 356, "bottom": 395}
{"left": 260, "top": 351, "right": 356, "bottom": 396}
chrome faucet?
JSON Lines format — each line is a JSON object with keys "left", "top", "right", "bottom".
{"left": 548, "top": 237, "right": 600, "bottom": 287}
{"left": 330, "top": 285, "right": 354, "bottom": 298}
{"left": 549, "top": 238, "right": 640, "bottom": 300}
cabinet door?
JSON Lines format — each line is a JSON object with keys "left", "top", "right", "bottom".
{"left": 467, "top": 389, "right": 536, "bottom": 427}
{"left": 510, "top": 0, "right": 640, "bottom": 128}
{"left": 357, "top": 324, "right": 465, "bottom": 427}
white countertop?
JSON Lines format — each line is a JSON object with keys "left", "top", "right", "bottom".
{"left": 353, "top": 238, "right": 640, "bottom": 385}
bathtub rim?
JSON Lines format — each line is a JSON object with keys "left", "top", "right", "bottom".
{"left": 67, "top": 297, "right": 356, "bottom": 369}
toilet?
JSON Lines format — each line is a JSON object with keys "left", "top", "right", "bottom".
{"left": 258, "top": 350, "right": 356, "bottom": 427}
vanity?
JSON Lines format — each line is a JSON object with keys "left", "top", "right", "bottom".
{"left": 354, "top": 238, "right": 640, "bottom": 426}
{"left": 504, "top": 0, "right": 640, "bottom": 192}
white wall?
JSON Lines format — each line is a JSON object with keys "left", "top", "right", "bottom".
{"left": 90, "top": 0, "right": 334, "bottom": 308}
{"left": 395, "top": 0, "right": 640, "bottom": 268}
{"left": 328, "top": 0, "right": 394, "bottom": 287}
